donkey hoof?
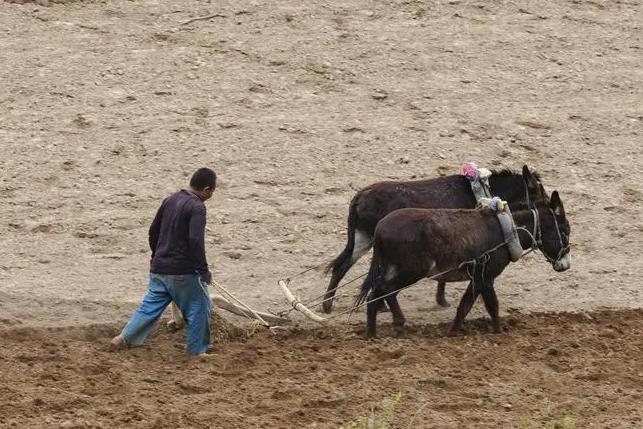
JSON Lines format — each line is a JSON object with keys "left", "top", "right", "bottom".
{"left": 437, "top": 299, "right": 450, "bottom": 308}
{"left": 321, "top": 301, "right": 333, "bottom": 314}
{"left": 446, "top": 329, "right": 459, "bottom": 337}
{"left": 393, "top": 327, "right": 405, "bottom": 338}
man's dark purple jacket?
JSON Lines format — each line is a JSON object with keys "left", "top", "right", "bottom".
{"left": 148, "top": 190, "right": 208, "bottom": 276}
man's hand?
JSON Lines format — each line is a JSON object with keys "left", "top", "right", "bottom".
{"left": 200, "top": 271, "right": 212, "bottom": 285}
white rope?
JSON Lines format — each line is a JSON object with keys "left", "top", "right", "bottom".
{"left": 209, "top": 279, "right": 273, "bottom": 329}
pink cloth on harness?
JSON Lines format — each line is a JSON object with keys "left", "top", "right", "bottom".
{"left": 461, "top": 162, "right": 480, "bottom": 182}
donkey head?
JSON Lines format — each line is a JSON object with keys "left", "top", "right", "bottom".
{"left": 538, "top": 191, "right": 571, "bottom": 272}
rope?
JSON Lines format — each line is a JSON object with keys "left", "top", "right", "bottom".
{"left": 204, "top": 278, "right": 286, "bottom": 333}
{"left": 284, "top": 261, "right": 328, "bottom": 281}
{"left": 336, "top": 266, "right": 463, "bottom": 322}
{"left": 196, "top": 277, "right": 214, "bottom": 313}
{"left": 296, "top": 272, "right": 367, "bottom": 308}
{"left": 213, "top": 280, "right": 271, "bottom": 327}
{"left": 463, "top": 253, "right": 491, "bottom": 299}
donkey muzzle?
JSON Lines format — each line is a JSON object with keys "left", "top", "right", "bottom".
{"left": 553, "top": 254, "right": 571, "bottom": 272}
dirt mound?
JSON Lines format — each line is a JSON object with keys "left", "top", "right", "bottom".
{"left": 1, "top": 309, "right": 641, "bottom": 428}
{"left": 163, "top": 312, "right": 253, "bottom": 346}
{"left": 2, "top": 311, "right": 249, "bottom": 348}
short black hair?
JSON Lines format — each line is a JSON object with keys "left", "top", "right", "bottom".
{"left": 190, "top": 167, "right": 217, "bottom": 190}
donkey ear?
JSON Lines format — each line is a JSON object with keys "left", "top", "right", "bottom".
{"left": 522, "top": 165, "right": 540, "bottom": 191}
{"left": 550, "top": 191, "right": 565, "bottom": 216}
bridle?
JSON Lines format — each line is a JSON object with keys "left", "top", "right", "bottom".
{"left": 544, "top": 208, "right": 570, "bottom": 264}
{"left": 522, "top": 178, "right": 569, "bottom": 265}
{"left": 522, "top": 207, "right": 570, "bottom": 265}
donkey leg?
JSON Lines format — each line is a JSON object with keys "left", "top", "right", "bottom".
{"left": 365, "top": 290, "right": 382, "bottom": 340}
{"left": 447, "top": 282, "right": 481, "bottom": 337}
{"left": 480, "top": 281, "right": 501, "bottom": 334}
{"left": 435, "top": 280, "right": 450, "bottom": 307}
{"left": 385, "top": 293, "right": 406, "bottom": 338}
{"left": 323, "top": 230, "right": 372, "bottom": 314}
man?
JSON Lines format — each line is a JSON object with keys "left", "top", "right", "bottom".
{"left": 111, "top": 167, "right": 216, "bottom": 356}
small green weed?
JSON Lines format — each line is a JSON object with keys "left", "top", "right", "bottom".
{"left": 342, "top": 392, "right": 402, "bottom": 429}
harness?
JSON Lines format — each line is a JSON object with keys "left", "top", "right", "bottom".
{"left": 462, "top": 162, "right": 492, "bottom": 203}
{"left": 480, "top": 197, "right": 523, "bottom": 262}
{"left": 524, "top": 208, "right": 570, "bottom": 265}
{"left": 462, "top": 162, "right": 522, "bottom": 262}
{"left": 460, "top": 205, "right": 568, "bottom": 303}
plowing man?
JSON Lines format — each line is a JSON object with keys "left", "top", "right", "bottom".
{"left": 110, "top": 167, "right": 216, "bottom": 356}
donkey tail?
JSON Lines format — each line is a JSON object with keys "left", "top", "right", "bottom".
{"left": 353, "top": 250, "right": 382, "bottom": 310}
{"left": 324, "top": 194, "right": 359, "bottom": 275}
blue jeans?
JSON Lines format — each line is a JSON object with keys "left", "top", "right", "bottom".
{"left": 121, "top": 273, "right": 211, "bottom": 355}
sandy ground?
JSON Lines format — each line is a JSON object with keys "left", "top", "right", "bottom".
{"left": 0, "top": 0, "right": 642, "bottom": 427}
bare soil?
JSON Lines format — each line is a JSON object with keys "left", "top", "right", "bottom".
{"left": 0, "top": 0, "right": 642, "bottom": 427}
{"left": 2, "top": 310, "right": 643, "bottom": 428}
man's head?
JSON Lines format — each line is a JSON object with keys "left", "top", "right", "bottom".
{"left": 189, "top": 167, "right": 217, "bottom": 201}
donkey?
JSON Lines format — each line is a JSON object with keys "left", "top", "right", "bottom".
{"left": 323, "top": 165, "right": 548, "bottom": 313}
{"left": 354, "top": 191, "right": 571, "bottom": 339}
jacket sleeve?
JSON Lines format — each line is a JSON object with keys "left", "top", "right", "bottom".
{"left": 188, "top": 202, "right": 209, "bottom": 274}
{"left": 148, "top": 200, "right": 166, "bottom": 256}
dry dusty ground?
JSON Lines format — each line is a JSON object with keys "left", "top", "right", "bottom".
{"left": 0, "top": 0, "right": 642, "bottom": 427}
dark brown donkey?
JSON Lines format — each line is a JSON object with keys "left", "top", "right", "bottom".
{"left": 323, "top": 166, "right": 548, "bottom": 313}
{"left": 354, "top": 191, "right": 571, "bottom": 339}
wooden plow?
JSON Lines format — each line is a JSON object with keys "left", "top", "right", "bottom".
{"left": 168, "top": 279, "right": 290, "bottom": 330}
{"left": 166, "top": 266, "right": 367, "bottom": 330}
{"left": 275, "top": 269, "right": 370, "bottom": 324}
{"left": 277, "top": 278, "right": 328, "bottom": 324}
